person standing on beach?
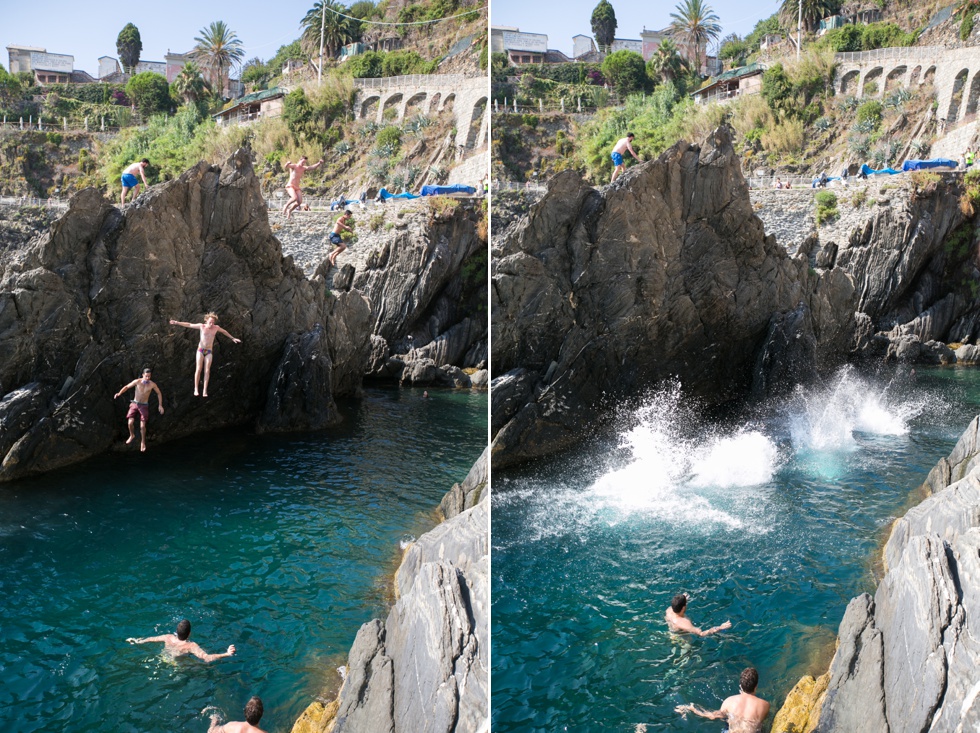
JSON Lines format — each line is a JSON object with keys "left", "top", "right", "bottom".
{"left": 127, "top": 619, "right": 235, "bottom": 663}
{"left": 170, "top": 313, "right": 241, "bottom": 397}
{"left": 665, "top": 592, "right": 731, "bottom": 636}
{"left": 282, "top": 155, "right": 324, "bottom": 220}
{"left": 327, "top": 209, "right": 354, "bottom": 267}
{"left": 113, "top": 367, "right": 164, "bottom": 452}
{"left": 610, "top": 133, "right": 639, "bottom": 183}
{"left": 120, "top": 159, "right": 149, "bottom": 205}
{"left": 674, "top": 667, "right": 770, "bottom": 732}
{"left": 208, "top": 696, "right": 267, "bottom": 733}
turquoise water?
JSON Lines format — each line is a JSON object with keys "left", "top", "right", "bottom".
{"left": 492, "top": 366, "right": 980, "bottom": 732}
{"left": 0, "top": 387, "right": 486, "bottom": 733}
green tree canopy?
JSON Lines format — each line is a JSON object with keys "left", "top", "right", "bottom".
{"left": 591, "top": 0, "right": 618, "bottom": 52}
{"left": 173, "top": 62, "right": 208, "bottom": 106}
{"left": 301, "top": 1, "right": 360, "bottom": 66}
{"left": 117, "top": 23, "right": 143, "bottom": 74}
{"left": 646, "top": 38, "right": 687, "bottom": 86}
{"left": 668, "top": 0, "right": 721, "bottom": 76}
{"left": 192, "top": 21, "right": 245, "bottom": 98}
{"left": 601, "top": 49, "right": 648, "bottom": 96}
{"left": 719, "top": 34, "right": 748, "bottom": 68}
{"left": 126, "top": 72, "right": 171, "bottom": 117}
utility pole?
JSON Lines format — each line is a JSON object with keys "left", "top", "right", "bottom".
{"left": 318, "top": 0, "right": 326, "bottom": 86}
{"left": 797, "top": 0, "right": 802, "bottom": 59}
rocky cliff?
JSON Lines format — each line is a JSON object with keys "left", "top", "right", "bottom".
{"left": 491, "top": 126, "right": 977, "bottom": 469}
{"left": 292, "top": 448, "right": 489, "bottom": 733}
{"left": 491, "top": 126, "right": 856, "bottom": 469}
{"left": 775, "top": 416, "right": 980, "bottom": 733}
{"left": 0, "top": 149, "right": 373, "bottom": 481}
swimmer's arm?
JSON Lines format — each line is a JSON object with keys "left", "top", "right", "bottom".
{"left": 216, "top": 326, "right": 241, "bottom": 344}
{"left": 169, "top": 319, "right": 202, "bottom": 330}
{"left": 128, "top": 634, "right": 168, "bottom": 644}
{"left": 306, "top": 158, "right": 324, "bottom": 170}
{"left": 152, "top": 382, "right": 164, "bottom": 414}
{"left": 675, "top": 703, "right": 726, "bottom": 720}
{"left": 208, "top": 714, "right": 226, "bottom": 732}
{"left": 191, "top": 643, "right": 236, "bottom": 662}
{"left": 114, "top": 379, "right": 139, "bottom": 399}
{"left": 693, "top": 620, "right": 732, "bottom": 636}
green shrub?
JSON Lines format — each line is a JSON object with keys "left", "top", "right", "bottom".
{"left": 962, "top": 11, "right": 976, "bottom": 41}
{"left": 851, "top": 188, "right": 867, "bottom": 208}
{"left": 375, "top": 125, "right": 402, "bottom": 149}
{"left": 125, "top": 72, "right": 171, "bottom": 117}
{"left": 815, "top": 190, "right": 839, "bottom": 225}
{"left": 856, "top": 100, "right": 883, "bottom": 129}
{"left": 601, "top": 50, "right": 648, "bottom": 96}
{"left": 521, "top": 113, "right": 539, "bottom": 128}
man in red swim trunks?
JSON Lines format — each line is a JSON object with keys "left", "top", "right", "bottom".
{"left": 114, "top": 367, "right": 164, "bottom": 452}
{"left": 169, "top": 312, "right": 241, "bottom": 397}
{"left": 282, "top": 155, "right": 323, "bottom": 220}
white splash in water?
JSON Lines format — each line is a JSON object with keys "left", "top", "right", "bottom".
{"left": 690, "top": 431, "right": 780, "bottom": 488}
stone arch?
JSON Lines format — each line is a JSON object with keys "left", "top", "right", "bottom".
{"left": 966, "top": 71, "right": 980, "bottom": 117}
{"left": 840, "top": 69, "right": 860, "bottom": 95}
{"left": 381, "top": 92, "right": 403, "bottom": 121}
{"left": 909, "top": 65, "right": 922, "bottom": 86}
{"left": 428, "top": 92, "right": 442, "bottom": 113}
{"left": 405, "top": 92, "right": 427, "bottom": 116}
{"left": 884, "top": 65, "right": 907, "bottom": 93}
{"left": 922, "top": 66, "right": 937, "bottom": 86}
{"left": 441, "top": 93, "right": 456, "bottom": 113}
{"left": 862, "top": 66, "right": 883, "bottom": 97}
{"left": 464, "top": 96, "right": 488, "bottom": 149}
{"left": 360, "top": 95, "right": 380, "bottom": 119}
{"left": 947, "top": 68, "right": 969, "bottom": 123}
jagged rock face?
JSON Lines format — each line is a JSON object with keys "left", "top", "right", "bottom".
{"left": 491, "top": 127, "right": 853, "bottom": 469}
{"left": 309, "top": 448, "right": 489, "bottom": 733}
{"left": 0, "top": 149, "right": 373, "bottom": 481}
{"left": 810, "top": 417, "right": 980, "bottom": 733}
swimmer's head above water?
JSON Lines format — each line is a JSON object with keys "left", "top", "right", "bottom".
{"left": 671, "top": 593, "right": 689, "bottom": 613}
{"left": 177, "top": 619, "right": 191, "bottom": 640}
{"left": 245, "top": 696, "right": 263, "bottom": 725}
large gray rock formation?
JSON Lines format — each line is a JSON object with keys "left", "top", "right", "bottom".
{"left": 0, "top": 149, "right": 373, "bottom": 481}
{"left": 294, "top": 448, "right": 489, "bottom": 733}
{"left": 812, "top": 416, "right": 980, "bottom": 732}
{"left": 491, "top": 127, "right": 856, "bottom": 468}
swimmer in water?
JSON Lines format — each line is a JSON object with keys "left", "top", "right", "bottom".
{"left": 675, "top": 667, "right": 770, "bottom": 733}
{"left": 665, "top": 593, "right": 732, "bottom": 636}
{"left": 208, "top": 696, "right": 267, "bottom": 733}
{"left": 170, "top": 313, "right": 241, "bottom": 397}
{"left": 114, "top": 367, "right": 164, "bottom": 452}
{"left": 127, "top": 619, "right": 235, "bottom": 662}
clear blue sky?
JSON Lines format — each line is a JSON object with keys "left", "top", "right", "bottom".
{"left": 2, "top": 0, "right": 321, "bottom": 76}
{"left": 491, "top": 0, "right": 784, "bottom": 57}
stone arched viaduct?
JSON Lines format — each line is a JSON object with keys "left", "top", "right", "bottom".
{"left": 834, "top": 46, "right": 980, "bottom": 124}
{"left": 353, "top": 74, "right": 488, "bottom": 153}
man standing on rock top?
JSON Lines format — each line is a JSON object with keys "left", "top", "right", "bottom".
{"left": 170, "top": 313, "right": 241, "bottom": 397}
{"left": 282, "top": 155, "right": 324, "bottom": 220}
{"left": 120, "top": 158, "right": 149, "bottom": 205}
{"left": 327, "top": 209, "right": 354, "bottom": 268}
{"left": 610, "top": 133, "right": 639, "bottom": 183}
{"left": 672, "top": 667, "right": 770, "bottom": 732}
{"left": 113, "top": 367, "right": 164, "bottom": 452}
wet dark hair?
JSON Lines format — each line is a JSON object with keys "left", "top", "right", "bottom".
{"left": 626, "top": 132, "right": 635, "bottom": 139}
{"left": 141, "top": 158, "right": 149, "bottom": 165}
{"left": 671, "top": 594, "right": 687, "bottom": 613}
{"left": 245, "top": 696, "right": 263, "bottom": 725}
{"left": 176, "top": 619, "right": 191, "bottom": 640}
{"left": 343, "top": 209, "right": 352, "bottom": 216}
{"left": 141, "top": 367, "right": 152, "bottom": 376}
{"left": 740, "top": 667, "right": 759, "bottom": 693}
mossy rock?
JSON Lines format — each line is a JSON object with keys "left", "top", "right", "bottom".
{"left": 771, "top": 671, "right": 830, "bottom": 733}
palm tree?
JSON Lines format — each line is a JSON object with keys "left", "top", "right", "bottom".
{"left": 301, "top": 1, "right": 359, "bottom": 68}
{"left": 173, "top": 62, "right": 208, "bottom": 106}
{"left": 192, "top": 21, "right": 245, "bottom": 98}
{"left": 648, "top": 38, "right": 687, "bottom": 84}
{"left": 779, "top": 0, "right": 841, "bottom": 33}
{"left": 668, "top": 0, "right": 721, "bottom": 77}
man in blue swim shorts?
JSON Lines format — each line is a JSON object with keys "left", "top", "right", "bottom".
{"left": 610, "top": 133, "right": 639, "bottom": 183}
{"left": 327, "top": 209, "right": 354, "bottom": 268}
{"left": 120, "top": 158, "right": 149, "bottom": 205}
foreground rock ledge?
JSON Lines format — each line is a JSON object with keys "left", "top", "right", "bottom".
{"left": 293, "top": 447, "right": 488, "bottom": 733}
{"left": 776, "top": 416, "right": 980, "bottom": 732}
{"left": 0, "top": 149, "right": 372, "bottom": 481}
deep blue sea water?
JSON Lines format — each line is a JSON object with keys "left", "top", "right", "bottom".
{"left": 491, "top": 365, "right": 980, "bottom": 733}
{"left": 0, "top": 387, "right": 487, "bottom": 733}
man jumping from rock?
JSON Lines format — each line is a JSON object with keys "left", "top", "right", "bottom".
{"left": 127, "top": 619, "right": 235, "bottom": 663}
{"left": 114, "top": 367, "right": 164, "bottom": 452}
{"left": 170, "top": 313, "right": 241, "bottom": 397}
{"left": 327, "top": 209, "right": 354, "bottom": 267}
{"left": 610, "top": 133, "right": 639, "bottom": 183}
{"left": 665, "top": 592, "right": 732, "bottom": 636}
{"left": 120, "top": 158, "right": 150, "bottom": 205}
{"left": 282, "top": 155, "right": 323, "bottom": 220}
{"left": 672, "top": 667, "right": 770, "bottom": 732}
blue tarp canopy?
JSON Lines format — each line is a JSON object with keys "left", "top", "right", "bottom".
{"left": 860, "top": 163, "right": 901, "bottom": 176}
{"left": 902, "top": 158, "right": 957, "bottom": 171}
{"left": 377, "top": 188, "right": 421, "bottom": 200}
{"left": 419, "top": 184, "right": 477, "bottom": 196}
